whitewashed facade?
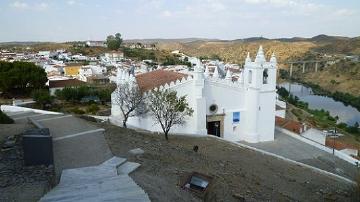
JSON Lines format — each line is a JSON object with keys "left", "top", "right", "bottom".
{"left": 111, "top": 46, "right": 277, "bottom": 143}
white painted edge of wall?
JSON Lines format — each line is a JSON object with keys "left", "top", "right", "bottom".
{"left": 207, "top": 135, "right": 356, "bottom": 186}
{"left": 276, "top": 126, "right": 360, "bottom": 166}
{"left": 0, "top": 105, "right": 63, "bottom": 115}
{"left": 89, "top": 115, "right": 110, "bottom": 122}
{"left": 13, "top": 100, "right": 36, "bottom": 106}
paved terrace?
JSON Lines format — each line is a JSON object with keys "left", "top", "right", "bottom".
{"left": 7, "top": 111, "right": 113, "bottom": 176}
{"left": 240, "top": 131, "right": 359, "bottom": 181}
{"left": 5, "top": 110, "right": 150, "bottom": 201}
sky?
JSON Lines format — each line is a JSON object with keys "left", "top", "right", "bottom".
{"left": 0, "top": 0, "right": 359, "bottom": 42}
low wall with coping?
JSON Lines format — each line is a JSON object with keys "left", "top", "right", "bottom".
{"left": 276, "top": 126, "right": 360, "bottom": 166}
{"left": 1, "top": 105, "right": 63, "bottom": 115}
{"left": 208, "top": 135, "right": 356, "bottom": 185}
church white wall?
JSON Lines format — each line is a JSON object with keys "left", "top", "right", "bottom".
{"left": 257, "top": 91, "right": 276, "bottom": 141}
{"left": 111, "top": 46, "right": 278, "bottom": 143}
{"left": 203, "top": 81, "right": 247, "bottom": 141}
{"left": 111, "top": 80, "right": 204, "bottom": 136}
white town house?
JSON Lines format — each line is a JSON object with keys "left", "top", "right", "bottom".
{"left": 111, "top": 46, "right": 277, "bottom": 143}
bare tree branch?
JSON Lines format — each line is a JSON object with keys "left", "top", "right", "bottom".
{"left": 113, "top": 82, "right": 147, "bottom": 128}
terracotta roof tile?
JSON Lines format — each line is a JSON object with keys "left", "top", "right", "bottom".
{"left": 136, "top": 69, "right": 188, "bottom": 92}
{"left": 275, "top": 116, "right": 304, "bottom": 134}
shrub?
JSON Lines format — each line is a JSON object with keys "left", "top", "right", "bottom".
{"left": 70, "top": 108, "right": 85, "bottom": 115}
{"left": 86, "top": 104, "right": 100, "bottom": 115}
{"left": 32, "top": 89, "right": 53, "bottom": 109}
{"left": 0, "top": 110, "right": 14, "bottom": 124}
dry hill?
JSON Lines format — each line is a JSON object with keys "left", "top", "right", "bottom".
{"left": 158, "top": 40, "right": 317, "bottom": 65}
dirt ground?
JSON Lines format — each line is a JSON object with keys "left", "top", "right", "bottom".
{"left": 102, "top": 123, "right": 360, "bottom": 202}
{"left": 0, "top": 123, "right": 54, "bottom": 202}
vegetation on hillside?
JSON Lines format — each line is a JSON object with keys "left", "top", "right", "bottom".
{"left": 158, "top": 41, "right": 317, "bottom": 65}
{"left": 55, "top": 85, "right": 114, "bottom": 103}
{"left": 32, "top": 89, "right": 53, "bottom": 109}
{"left": 106, "top": 33, "right": 123, "bottom": 50}
{"left": 299, "top": 59, "right": 360, "bottom": 96}
{"left": 278, "top": 87, "right": 359, "bottom": 137}
{"left": 0, "top": 61, "right": 47, "bottom": 97}
{"left": 123, "top": 47, "right": 191, "bottom": 66}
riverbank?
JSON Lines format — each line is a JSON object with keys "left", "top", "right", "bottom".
{"left": 294, "top": 79, "right": 360, "bottom": 112}
{"left": 277, "top": 86, "right": 359, "bottom": 137}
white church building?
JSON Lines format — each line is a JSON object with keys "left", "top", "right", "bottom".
{"left": 111, "top": 46, "right": 277, "bottom": 143}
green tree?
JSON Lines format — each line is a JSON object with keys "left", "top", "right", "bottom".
{"left": 148, "top": 89, "right": 193, "bottom": 140}
{"left": 106, "top": 33, "right": 123, "bottom": 50}
{"left": 0, "top": 61, "right": 47, "bottom": 95}
{"left": 32, "top": 89, "right": 53, "bottom": 109}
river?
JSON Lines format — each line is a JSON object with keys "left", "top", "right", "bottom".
{"left": 279, "top": 82, "right": 360, "bottom": 126}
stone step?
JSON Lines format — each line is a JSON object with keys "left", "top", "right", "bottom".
{"left": 42, "top": 192, "right": 150, "bottom": 202}
{"left": 100, "top": 192, "right": 151, "bottom": 201}
{"left": 100, "top": 156, "right": 127, "bottom": 168}
{"left": 40, "top": 156, "right": 150, "bottom": 202}
{"left": 55, "top": 175, "right": 136, "bottom": 192}
{"left": 9, "top": 111, "right": 37, "bottom": 119}
{"left": 117, "top": 162, "right": 141, "bottom": 175}
{"left": 44, "top": 184, "right": 145, "bottom": 201}
{"left": 41, "top": 176, "right": 147, "bottom": 201}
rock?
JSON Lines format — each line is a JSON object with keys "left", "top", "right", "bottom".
{"left": 144, "top": 141, "right": 150, "bottom": 144}
{"left": 233, "top": 193, "right": 245, "bottom": 201}
{"left": 128, "top": 148, "right": 145, "bottom": 155}
{"left": 2, "top": 140, "right": 16, "bottom": 149}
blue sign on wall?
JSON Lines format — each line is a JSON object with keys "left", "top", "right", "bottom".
{"left": 233, "top": 112, "right": 240, "bottom": 124}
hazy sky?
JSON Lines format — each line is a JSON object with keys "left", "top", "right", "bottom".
{"left": 0, "top": 0, "right": 359, "bottom": 42}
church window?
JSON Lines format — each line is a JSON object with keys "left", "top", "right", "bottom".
{"left": 248, "top": 70, "right": 252, "bottom": 84}
{"left": 263, "top": 69, "right": 268, "bottom": 84}
{"left": 209, "top": 104, "right": 218, "bottom": 113}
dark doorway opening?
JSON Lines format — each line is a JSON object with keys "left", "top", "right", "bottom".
{"left": 207, "top": 121, "right": 221, "bottom": 137}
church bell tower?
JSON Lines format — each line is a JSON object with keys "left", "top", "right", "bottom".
{"left": 243, "top": 46, "right": 277, "bottom": 143}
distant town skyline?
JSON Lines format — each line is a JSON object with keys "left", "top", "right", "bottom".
{"left": 0, "top": 0, "right": 359, "bottom": 42}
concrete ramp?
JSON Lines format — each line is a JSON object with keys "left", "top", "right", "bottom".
{"left": 40, "top": 157, "right": 150, "bottom": 202}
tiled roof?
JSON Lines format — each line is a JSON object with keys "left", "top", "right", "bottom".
{"left": 325, "top": 138, "right": 358, "bottom": 150}
{"left": 49, "top": 79, "right": 85, "bottom": 88}
{"left": 136, "top": 69, "right": 188, "bottom": 92}
{"left": 275, "top": 116, "right": 304, "bottom": 134}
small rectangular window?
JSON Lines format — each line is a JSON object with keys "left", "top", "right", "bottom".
{"left": 248, "top": 70, "right": 252, "bottom": 84}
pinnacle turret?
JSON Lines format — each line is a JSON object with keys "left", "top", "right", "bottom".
{"left": 204, "top": 65, "right": 209, "bottom": 78}
{"left": 270, "top": 52, "right": 277, "bottom": 64}
{"left": 213, "top": 66, "right": 220, "bottom": 79}
{"left": 245, "top": 52, "right": 251, "bottom": 64}
{"left": 255, "top": 45, "right": 266, "bottom": 63}
{"left": 225, "top": 69, "right": 232, "bottom": 80}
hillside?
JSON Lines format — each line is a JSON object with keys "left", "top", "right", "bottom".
{"left": 158, "top": 40, "right": 317, "bottom": 65}
{"left": 156, "top": 35, "right": 360, "bottom": 64}
{"left": 301, "top": 60, "right": 360, "bottom": 96}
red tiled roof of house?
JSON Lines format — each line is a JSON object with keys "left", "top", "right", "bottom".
{"left": 136, "top": 69, "right": 188, "bottom": 92}
{"left": 275, "top": 116, "right": 304, "bottom": 134}
{"left": 49, "top": 79, "right": 85, "bottom": 88}
{"left": 325, "top": 138, "right": 358, "bottom": 150}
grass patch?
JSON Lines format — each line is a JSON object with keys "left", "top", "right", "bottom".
{"left": 0, "top": 110, "right": 14, "bottom": 124}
